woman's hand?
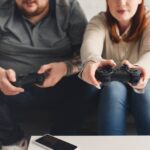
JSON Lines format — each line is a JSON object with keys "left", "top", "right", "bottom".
{"left": 81, "top": 59, "right": 116, "bottom": 88}
{"left": 38, "top": 62, "right": 67, "bottom": 88}
{"left": 123, "top": 60, "right": 150, "bottom": 90}
{"left": 0, "top": 68, "right": 24, "bottom": 95}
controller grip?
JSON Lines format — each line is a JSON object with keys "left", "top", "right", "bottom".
{"left": 12, "top": 72, "right": 48, "bottom": 87}
{"left": 95, "top": 67, "right": 113, "bottom": 82}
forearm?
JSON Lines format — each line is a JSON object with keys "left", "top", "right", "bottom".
{"left": 64, "top": 52, "right": 81, "bottom": 76}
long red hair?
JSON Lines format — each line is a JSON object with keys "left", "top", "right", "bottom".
{"left": 105, "top": 0, "right": 148, "bottom": 43}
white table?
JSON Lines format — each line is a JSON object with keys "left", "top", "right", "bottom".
{"left": 28, "top": 136, "right": 150, "bottom": 150}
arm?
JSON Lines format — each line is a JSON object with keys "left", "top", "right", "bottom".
{"left": 124, "top": 14, "right": 150, "bottom": 91}
{"left": 135, "top": 28, "right": 150, "bottom": 75}
{"left": 135, "top": 12, "right": 150, "bottom": 75}
{"left": 0, "top": 1, "right": 23, "bottom": 95}
{"left": 131, "top": 38, "right": 150, "bottom": 91}
{"left": 134, "top": 16, "right": 150, "bottom": 85}
{"left": 64, "top": 0, "right": 87, "bottom": 76}
{"left": 64, "top": 49, "right": 81, "bottom": 76}
{"left": 80, "top": 14, "right": 109, "bottom": 87}
{"left": 37, "top": 0, "right": 87, "bottom": 87}
{"left": 81, "top": 14, "right": 106, "bottom": 65}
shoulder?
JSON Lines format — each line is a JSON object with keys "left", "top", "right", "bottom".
{"left": 0, "top": 0, "right": 14, "bottom": 8}
{"left": 54, "top": 0, "right": 86, "bottom": 30}
{"left": 88, "top": 12, "right": 108, "bottom": 30}
{"left": 0, "top": 0, "right": 14, "bottom": 25}
{"left": 56, "top": 0, "right": 79, "bottom": 7}
{"left": 55, "top": 0, "right": 82, "bottom": 16}
{"left": 55, "top": 0, "right": 85, "bottom": 22}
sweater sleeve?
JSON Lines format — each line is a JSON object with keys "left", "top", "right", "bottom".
{"left": 80, "top": 13, "right": 106, "bottom": 65}
{"left": 135, "top": 11, "right": 150, "bottom": 74}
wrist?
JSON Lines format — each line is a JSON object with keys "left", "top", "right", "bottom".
{"left": 83, "top": 60, "right": 99, "bottom": 68}
{"left": 64, "top": 61, "right": 74, "bottom": 76}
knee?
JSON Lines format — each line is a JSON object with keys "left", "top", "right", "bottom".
{"left": 102, "top": 81, "right": 127, "bottom": 96}
{"left": 100, "top": 81, "right": 128, "bottom": 104}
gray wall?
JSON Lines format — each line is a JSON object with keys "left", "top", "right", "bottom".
{"left": 79, "top": 0, "right": 150, "bottom": 20}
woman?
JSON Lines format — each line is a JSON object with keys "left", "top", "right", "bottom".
{"left": 80, "top": 0, "right": 150, "bottom": 135}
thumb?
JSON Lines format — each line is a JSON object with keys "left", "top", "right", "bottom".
{"left": 122, "top": 60, "right": 132, "bottom": 68}
{"left": 38, "top": 64, "right": 52, "bottom": 74}
{"left": 6, "top": 69, "right": 16, "bottom": 82}
{"left": 94, "top": 82, "right": 102, "bottom": 89}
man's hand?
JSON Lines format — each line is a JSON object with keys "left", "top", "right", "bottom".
{"left": 0, "top": 68, "right": 24, "bottom": 95}
{"left": 82, "top": 59, "right": 116, "bottom": 88}
{"left": 38, "top": 62, "right": 67, "bottom": 88}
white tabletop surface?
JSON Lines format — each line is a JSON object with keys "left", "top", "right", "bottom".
{"left": 28, "top": 135, "right": 150, "bottom": 150}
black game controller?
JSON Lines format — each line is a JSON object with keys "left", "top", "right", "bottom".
{"left": 12, "top": 72, "right": 48, "bottom": 87}
{"left": 95, "top": 65, "right": 141, "bottom": 85}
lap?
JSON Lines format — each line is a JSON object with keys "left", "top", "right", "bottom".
{"left": 0, "top": 74, "right": 96, "bottom": 118}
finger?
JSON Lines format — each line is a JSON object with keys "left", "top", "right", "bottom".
{"left": 2, "top": 89, "right": 24, "bottom": 96}
{"left": 43, "top": 76, "right": 58, "bottom": 87}
{"left": 82, "top": 74, "right": 101, "bottom": 89}
{"left": 95, "top": 82, "right": 102, "bottom": 89}
{"left": 129, "top": 77, "right": 146, "bottom": 90}
{"left": 82, "top": 70, "right": 101, "bottom": 89}
{"left": 6, "top": 69, "right": 16, "bottom": 82}
{"left": 140, "top": 67, "right": 148, "bottom": 81}
{"left": 82, "top": 64, "right": 96, "bottom": 84}
{"left": 122, "top": 60, "right": 130, "bottom": 66}
{"left": 102, "top": 59, "right": 116, "bottom": 67}
{"left": 1, "top": 86, "right": 24, "bottom": 95}
{"left": 1, "top": 77, "right": 24, "bottom": 93}
{"left": 38, "top": 64, "right": 52, "bottom": 74}
{"left": 107, "top": 59, "right": 116, "bottom": 67}
{"left": 122, "top": 60, "right": 134, "bottom": 68}
{"left": 91, "top": 65, "right": 101, "bottom": 85}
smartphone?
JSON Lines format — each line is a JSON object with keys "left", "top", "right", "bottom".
{"left": 33, "top": 134, "right": 79, "bottom": 150}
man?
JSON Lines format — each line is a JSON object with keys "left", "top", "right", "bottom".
{"left": 0, "top": 0, "right": 95, "bottom": 149}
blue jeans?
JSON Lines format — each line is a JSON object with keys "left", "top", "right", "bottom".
{"left": 98, "top": 80, "right": 150, "bottom": 135}
{"left": 0, "top": 75, "right": 96, "bottom": 145}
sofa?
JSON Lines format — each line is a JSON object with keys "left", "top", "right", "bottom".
{"left": 19, "top": 0, "right": 150, "bottom": 136}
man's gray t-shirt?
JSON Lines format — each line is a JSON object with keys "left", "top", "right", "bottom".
{"left": 0, "top": 0, "right": 87, "bottom": 74}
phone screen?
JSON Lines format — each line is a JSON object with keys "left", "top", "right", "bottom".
{"left": 35, "top": 134, "right": 78, "bottom": 150}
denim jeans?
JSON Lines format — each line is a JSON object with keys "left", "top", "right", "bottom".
{"left": 0, "top": 75, "right": 96, "bottom": 145}
{"left": 98, "top": 80, "right": 150, "bottom": 135}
